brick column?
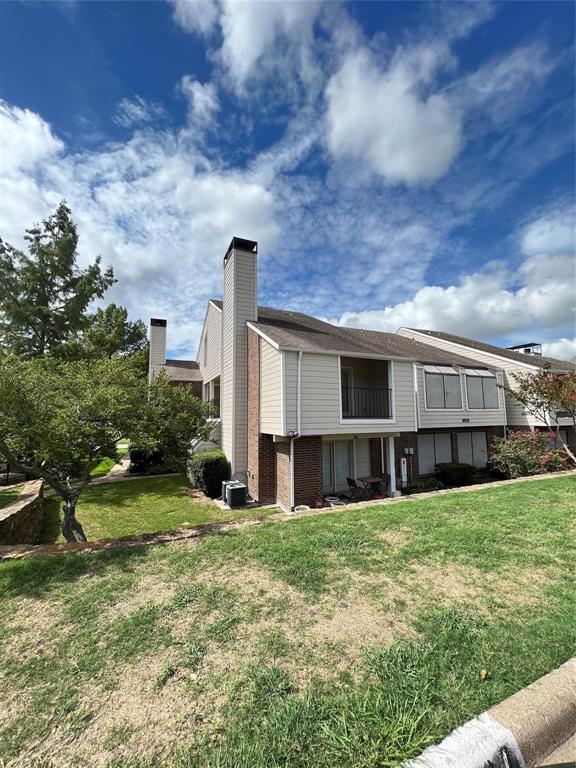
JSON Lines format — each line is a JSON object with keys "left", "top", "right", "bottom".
{"left": 275, "top": 436, "right": 323, "bottom": 510}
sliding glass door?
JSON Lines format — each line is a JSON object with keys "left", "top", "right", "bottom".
{"left": 322, "top": 440, "right": 354, "bottom": 493}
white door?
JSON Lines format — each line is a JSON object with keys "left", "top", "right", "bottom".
{"left": 418, "top": 434, "right": 435, "bottom": 475}
{"left": 458, "top": 432, "right": 487, "bottom": 467}
{"left": 472, "top": 432, "right": 487, "bottom": 467}
{"left": 334, "top": 441, "right": 353, "bottom": 491}
{"left": 457, "top": 432, "right": 473, "bottom": 465}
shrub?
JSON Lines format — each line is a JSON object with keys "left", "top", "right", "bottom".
{"left": 405, "top": 477, "right": 444, "bottom": 494}
{"left": 128, "top": 443, "right": 177, "bottom": 475}
{"left": 490, "top": 431, "right": 572, "bottom": 479}
{"left": 187, "top": 450, "right": 230, "bottom": 498}
{"left": 434, "top": 462, "right": 475, "bottom": 486}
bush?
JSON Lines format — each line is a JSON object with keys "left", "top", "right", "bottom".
{"left": 434, "top": 462, "right": 475, "bottom": 486}
{"left": 489, "top": 431, "right": 573, "bottom": 479}
{"left": 187, "top": 450, "right": 230, "bottom": 498}
{"left": 405, "top": 477, "right": 444, "bottom": 494}
{"left": 128, "top": 443, "right": 177, "bottom": 475}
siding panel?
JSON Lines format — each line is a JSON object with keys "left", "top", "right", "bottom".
{"left": 260, "top": 341, "right": 284, "bottom": 434}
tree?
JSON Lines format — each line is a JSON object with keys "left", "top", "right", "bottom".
{"left": 505, "top": 367, "right": 576, "bottom": 464}
{"left": 63, "top": 304, "right": 148, "bottom": 362}
{"left": 144, "top": 371, "right": 210, "bottom": 472}
{"left": 0, "top": 202, "right": 115, "bottom": 357}
{"left": 0, "top": 358, "right": 208, "bottom": 542}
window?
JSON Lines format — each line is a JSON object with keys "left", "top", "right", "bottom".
{"left": 465, "top": 370, "right": 499, "bottom": 409}
{"left": 424, "top": 367, "right": 462, "bottom": 409}
{"left": 322, "top": 440, "right": 353, "bottom": 492}
{"left": 418, "top": 433, "right": 452, "bottom": 475}
{"left": 457, "top": 431, "right": 487, "bottom": 467}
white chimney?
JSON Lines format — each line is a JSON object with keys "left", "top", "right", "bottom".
{"left": 221, "top": 237, "right": 258, "bottom": 480}
{"left": 149, "top": 318, "right": 167, "bottom": 382}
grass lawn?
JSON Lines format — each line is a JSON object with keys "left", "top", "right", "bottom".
{"left": 1, "top": 476, "right": 574, "bottom": 767}
{"left": 41, "top": 475, "right": 275, "bottom": 543}
{"left": 0, "top": 484, "right": 24, "bottom": 510}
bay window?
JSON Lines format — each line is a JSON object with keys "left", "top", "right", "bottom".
{"left": 424, "top": 366, "right": 462, "bottom": 409}
{"left": 465, "top": 370, "right": 499, "bottom": 409}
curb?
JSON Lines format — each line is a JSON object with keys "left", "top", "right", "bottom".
{"left": 402, "top": 658, "right": 576, "bottom": 767}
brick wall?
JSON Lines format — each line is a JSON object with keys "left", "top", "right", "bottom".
{"left": 275, "top": 436, "right": 324, "bottom": 510}
{"left": 395, "top": 426, "right": 504, "bottom": 484}
{"left": 247, "top": 329, "right": 276, "bottom": 503}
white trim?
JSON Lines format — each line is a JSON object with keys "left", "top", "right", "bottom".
{"left": 296, "top": 350, "right": 303, "bottom": 436}
{"left": 281, "top": 351, "right": 287, "bottom": 436}
{"left": 463, "top": 372, "right": 502, "bottom": 412}
{"left": 209, "top": 299, "right": 223, "bottom": 313}
{"left": 399, "top": 328, "right": 537, "bottom": 372}
{"left": 386, "top": 435, "right": 396, "bottom": 495}
{"left": 246, "top": 321, "right": 281, "bottom": 350}
{"left": 290, "top": 437, "right": 295, "bottom": 510}
{"left": 412, "top": 362, "right": 419, "bottom": 430}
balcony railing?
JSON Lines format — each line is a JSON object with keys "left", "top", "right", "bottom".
{"left": 341, "top": 387, "right": 392, "bottom": 419}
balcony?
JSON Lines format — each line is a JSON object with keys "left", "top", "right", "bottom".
{"left": 341, "top": 386, "right": 392, "bottom": 419}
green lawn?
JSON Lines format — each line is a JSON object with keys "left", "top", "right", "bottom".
{"left": 0, "top": 484, "right": 23, "bottom": 510}
{"left": 1, "top": 476, "right": 574, "bottom": 767}
{"left": 41, "top": 475, "right": 274, "bottom": 542}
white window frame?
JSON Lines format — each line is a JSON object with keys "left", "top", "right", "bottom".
{"left": 464, "top": 371, "right": 500, "bottom": 411}
{"left": 423, "top": 368, "right": 463, "bottom": 411}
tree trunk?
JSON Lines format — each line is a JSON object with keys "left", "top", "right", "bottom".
{"left": 61, "top": 498, "right": 87, "bottom": 543}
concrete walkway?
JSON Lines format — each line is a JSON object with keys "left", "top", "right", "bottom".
{"left": 0, "top": 469, "right": 573, "bottom": 561}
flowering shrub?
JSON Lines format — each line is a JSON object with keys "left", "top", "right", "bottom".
{"left": 489, "top": 431, "right": 573, "bottom": 479}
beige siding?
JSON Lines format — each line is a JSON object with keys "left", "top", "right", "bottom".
{"left": 398, "top": 329, "right": 537, "bottom": 427}
{"left": 284, "top": 351, "right": 298, "bottom": 433}
{"left": 221, "top": 248, "right": 257, "bottom": 479}
{"left": 415, "top": 366, "right": 506, "bottom": 430}
{"left": 198, "top": 303, "right": 222, "bottom": 384}
{"left": 260, "top": 340, "right": 284, "bottom": 435}
{"left": 295, "top": 353, "right": 415, "bottom": 435}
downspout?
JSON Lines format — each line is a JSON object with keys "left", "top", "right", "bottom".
{"left": 290, "top": 350, "right": 303, "bottom": 511}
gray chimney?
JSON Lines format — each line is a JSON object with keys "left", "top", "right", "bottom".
{"left": 221, "top": 237, "right": 258, "bottom": 480}
{"left": 149, "top": 318, "right": 167, "bottom": 382}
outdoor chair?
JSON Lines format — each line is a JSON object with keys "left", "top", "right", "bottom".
{"left": 346, "top": 477, "right": 369, "bottom": 501}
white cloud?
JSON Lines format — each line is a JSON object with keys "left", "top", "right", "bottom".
{"left": 0, "top": 101, "right": 63, "bottom": 176}
{"left": 170, "top": 0, "right": 219, "bottom": 36}
{"left": 113, "top": 95, "right": 167, "bottom": 128}
{"left": 0, "top": 99, "right": 279, "bottom": 359}
{"left": 325, "top": 46, "right": 462, "bottom": 185}
{"left": 170, "top": 0, "right": 324, "bottom": 91}
{"left": 179, "top": 76, "right": 219, "bottom": 128}
{"left": 335, "top": 202, "right": 576, "bottom": 348}
{"left": 520, "top": 204, "right": 575, "bottom": 257}
{"left": 541, "top": 338, "right": 576, "bottom": 362}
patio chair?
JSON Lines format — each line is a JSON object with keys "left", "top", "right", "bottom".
{"left": 346, "top": 477, "right": 369, "bottom": 501}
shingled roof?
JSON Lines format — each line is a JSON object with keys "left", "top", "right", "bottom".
{"left": 153, "top": 359, "right": 203, "bottom": 382}
{"left": 210, "top": 300, "right": 491, "bottom": 366}
{"left": 406, "top": 329, "right": 576, "bottom": 372}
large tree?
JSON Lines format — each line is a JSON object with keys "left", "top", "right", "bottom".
{"left": 0, "top": 202, "right": 115, "bottom": 357}
{"left": 63, "top": 304, "right": 148, "bottom": 362}
{"left": 506, "top": 367, "right": 576, "bottom": 464}
{"left": 0, "top": 358, "right": 208, "bottom": 542}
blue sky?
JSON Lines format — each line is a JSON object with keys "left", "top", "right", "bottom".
{"left": 0, "top": 0, "right": 574, "bottom": 360}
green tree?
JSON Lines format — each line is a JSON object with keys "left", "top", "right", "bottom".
{"left": 0, "top": 202, "right": 115, "bottom": 357}
{"left": 506, "top": 367, "right": 576, "bottom": 464}
{"left": 63, "top": 304, "right": 148, "bottom": 362}
{"left": 0, "top": 358, "right": 208, "bottom": 542}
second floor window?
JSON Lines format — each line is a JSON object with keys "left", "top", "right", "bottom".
{"left": 425, "top": 368, "right": 462, "bottom": 409}
{"left": 465, "top": 370, "right": 499, "bottom": 409}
